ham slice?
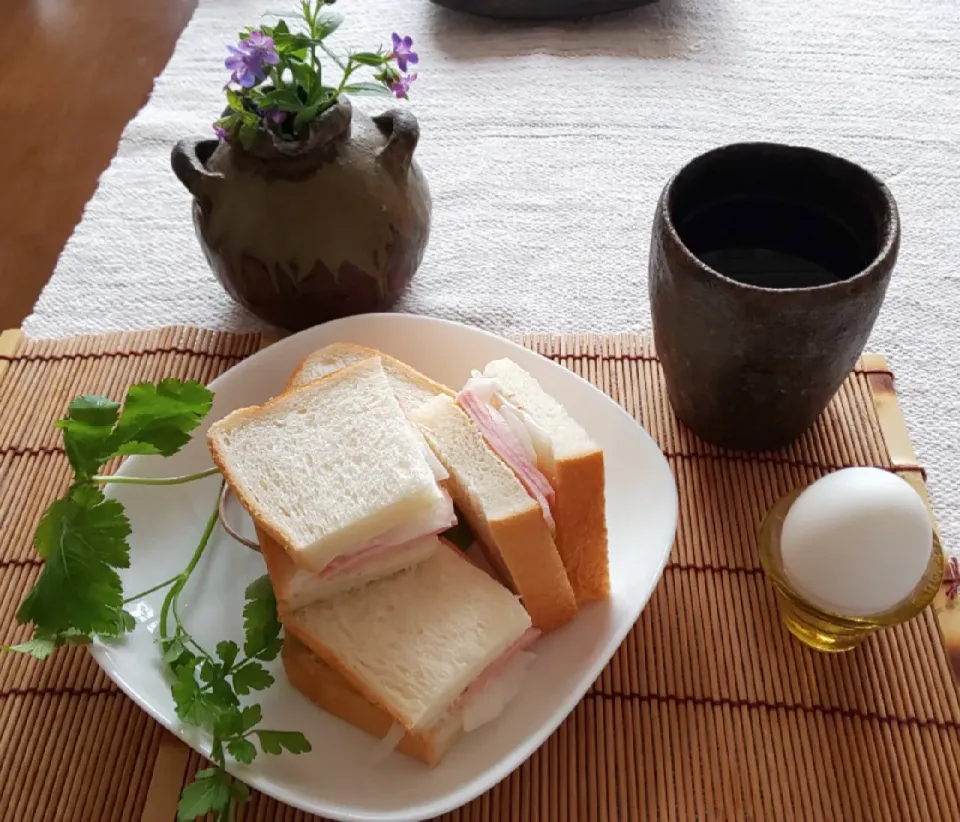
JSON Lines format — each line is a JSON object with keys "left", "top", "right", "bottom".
{"left": 457, "top": 626, "right": 541, "bottom": 706}
{"left": 320, "top": 490, "right": 457, "bottom": 580}
{"left": 458, "top": 382, "right": 556, "bottom": 531}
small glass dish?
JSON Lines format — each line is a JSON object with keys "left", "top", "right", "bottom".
{"left": 759, "top": 487, "right": 944, "bottom": 652}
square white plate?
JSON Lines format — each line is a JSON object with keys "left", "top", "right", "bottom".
{"left": 93, "top": 314, "right": 677, "bottom": 821}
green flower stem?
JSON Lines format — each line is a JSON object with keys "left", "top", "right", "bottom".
{"left": 336, "top": 58, "right": 357, "bottom": 94}
{"left": 319, "top": 40, "right": 345, "bottom": 70}
{"left": 122, "top": 574, "right": 181, "bottom": 604}
{"left": 92, "top": 466, "right": 221, "bottom": 486}
{"left": 159, "top": 486, "right": 223, "bottom": 640}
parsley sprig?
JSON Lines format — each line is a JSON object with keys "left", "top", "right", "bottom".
{"left": 162, "top": 499, "right": 311, "bottom": 821}
{"left": 2, "top": 380, "right": 312, "bottom": 821}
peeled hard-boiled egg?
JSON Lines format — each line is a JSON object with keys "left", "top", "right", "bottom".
{"left": 780, "top": 467, "right": 933, "bottom": 617}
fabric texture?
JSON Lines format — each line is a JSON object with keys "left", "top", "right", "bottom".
{"left": 24, "top": 0, "right": 960, "bottom": 555}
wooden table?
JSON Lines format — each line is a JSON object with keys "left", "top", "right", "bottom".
{"left": 0, "top": 0, "right": 196, "bottom": 329}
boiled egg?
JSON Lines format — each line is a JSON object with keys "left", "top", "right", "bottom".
{"left": 780, "top": 467, "right": 933, "bottom": 617}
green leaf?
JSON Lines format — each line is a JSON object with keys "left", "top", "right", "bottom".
{"left": 108, "top": 379, "right": 214, "bottom": 458}
{"left": 255, "top": 729, "right": 312, "bottom": 755}
{"left": 216, "top": 640, "right": 239, "bottom": 671}
{"left": 342, "top": 82, "right": 391, "bottom": 97}
{"left": 240, "top": 704, "right": 262, "bottom": 733}
{"left": 226, "top": 737, "right": 257, "bottom": 765}
{"left": 314, "top": 11, "right": 343, "bottom": 39}
{"left": 161, "top": 638, "right": 187, "bottom": 665}
{"left": 212, "top": 704, "right": 244, "bottom": 739}
{"left": 351, "top": 51, "right": 388, "bottom": 67}
{"left": 289, "top": 63, "right": 318, "bottom": 97}
{"left": 66, "top": 395, "right": 121, "bottom": 427}
{"left": 258, "top": 86, "right": 306, "bottom": 112}
{"left": 18, "top": 486, "right": 131, "bottom": 636}
{"left": 210, "top": 676, "right": 239, "bottom": 708}
{"left": 238, "top": 122, "right": 258, "bottom": 149}
{"left": 56, "top": 396, "right": 121, "bottom": 477}
{"left": 176, "top": 768, "right": 231, "bottom": 821}
{"left": 442, "top": 512, "right": 477, "bottom": 551}
{"left": 2, "top": 637, "right": 56, "bottom": 659}
{"left": 199, "top": 660, "right": 218, "bottom": 684}
{"left": 230, "top": 779, "right": 251, "bottom": 802}
{"left": 232, "top": 662, "right": 274, "bottom": 695}
{"left": 171, "top": 665, "right": 210, "bottom": 726}
{"left": 273, "top": 19, "right": 290, "bottom": 35}
{"left": 242, "top": 575, "right": 282, "bottom": 661}
{"left": 274, "top": 33, "right": 315, "bottom": 54}
{"left": 226, "top": 89, "right": 245, "bottom": 112}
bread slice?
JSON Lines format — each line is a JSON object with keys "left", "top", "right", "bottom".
{"left": 411, "top": 395, "right": 578, "bottom": 633}
{"left": 286, "top": 343, "right": 455, "bottom": 413}
{"left": 483, "top": 359, "right": 609, "bottom": 603}
{"left": 207, "top": 357, "right": 447, "bottom": 572}
{"left": 258, "top": 523, "right": 440, "bottom": 615}
{"left": 282, "top": 636, "right": 462, "bottom": 767}
{"left": 283, "top": 544, "right": 533, "bottom": 732}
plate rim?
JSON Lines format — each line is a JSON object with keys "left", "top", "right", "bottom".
{"left": 90, "top": 314, "right": 678, "bottom": 821}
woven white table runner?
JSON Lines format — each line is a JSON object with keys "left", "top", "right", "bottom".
{"left": 25, "top": 0, "right": 960, "bottom": 553}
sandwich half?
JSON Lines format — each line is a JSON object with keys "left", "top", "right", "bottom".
{"left": 458, "top": 359, "right": 609, "bottom": 603}
{"left": 283, "top": 544, "right": 539, "bottom": 743}
{"left": 411, "top": 395, "right": 578, "bottom": 632}
{"left": 282, "top": 635, "right": 463, "bottom": 767}
{"left": 207, "top": 358, "right": 455, "bottom": 588}
{"left": 285, "top": 342, "right": 455, "bottom": 413}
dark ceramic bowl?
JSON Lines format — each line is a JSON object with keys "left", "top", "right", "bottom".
{"left": 431, "top": 0, "right": 656, "bottom": 20}
{"left": 648, "top": 142, "right": 900, "bottom": 451}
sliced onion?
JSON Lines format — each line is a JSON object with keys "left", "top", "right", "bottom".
{"left": 461, "top": 651, "right": 536, "bottom": 732}
{"left": 497, "top": 403, "right": 538, "bottom": 463}
{"left": 369, "top": 722, "right": 406, "bottom": 764}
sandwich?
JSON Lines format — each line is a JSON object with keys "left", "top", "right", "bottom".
{"left": 457, "top": 359, "right": 609, "bottom": 603}
{"left": 282, "top": 542, "right": 539, "bottom": 766}
{"left": 207, "top": 357, "right": 455, "bottom": 608}
{"left": 411, "top": 395, "right": 578, "bottom": 632}
{"left": 285, "top": 342, "right": 454, "bottom": 412}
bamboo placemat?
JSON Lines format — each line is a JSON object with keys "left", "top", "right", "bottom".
{"left": 1, "top": 326, "right": 959, "bottom": 822}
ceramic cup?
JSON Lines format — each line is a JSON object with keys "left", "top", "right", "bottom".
{"left": 648, "top": 143, "right": 900, "bottom": 451}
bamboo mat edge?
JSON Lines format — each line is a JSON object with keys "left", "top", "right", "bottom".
{"left": 2, "top": 325, "right": 958, "bottom": 822}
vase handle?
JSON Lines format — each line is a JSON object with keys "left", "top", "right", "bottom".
{"left": 373, "top": 109, "right": 419, "bottom": 181}
{"left": 171, "top": 139, "right": 222, "bottom": 206}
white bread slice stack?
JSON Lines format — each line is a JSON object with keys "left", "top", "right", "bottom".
{"left": 482, "top": 359, "right": 609, "bottom": 603}
{"left": 283, "top": 544, "right": 534, "bottom": 733}
{"left": 411, "top": 395, "right": 578, "bottom": 633}
{"left": 286, "top": 342, "right": 455, "bottom": 412}
{"left": 282, "top": 636, "right": 462, "bottom": 767}
{"left": 207, "top": 357, "right": 449, "bottom": 578}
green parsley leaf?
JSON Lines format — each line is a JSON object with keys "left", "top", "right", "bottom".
{"left": 56, "top": 395, "right": 121, "bottom": 477}
{"left": 242, "top": 575, "right": 282, "bottom": 661}
{"left": 255, "top": 729, "right": 312, "bottom": 755}
{"left": 226, "top": 738, "right": 257, "bottom": 765}
{"left": 239, "top": 704, "right": 262, "bottom": 733}
{"left": 176, "top": 768, "right": 231, "bottom": 821}
{"left": 230, "top": 779, "right": 251, "bottom": 803}
{"left": 172, "top": 665, "right": 214, "bottom": 727}
{"left": 17, "top": 486, "right": 131, "bottom": 636}
{"left": 210, "top": 676, "right": 239, "bottom": 708}
{"left": 232, "top": 662, "right": 274, "bottom": 695}
{"left": 212, "top": 704, "right": 244, "bottom": 739}
{"left": 109, "top": 379, "right": 213, "bottom": 458}
{"left": 216, "top": 640, "right": 239, "bottom": 671}
{"left": 1, "top": 637, "right": 56, "bottom": 659}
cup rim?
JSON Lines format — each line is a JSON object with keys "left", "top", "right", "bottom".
{"left": 660, "top": 142, "right": 901, "bottom": 295}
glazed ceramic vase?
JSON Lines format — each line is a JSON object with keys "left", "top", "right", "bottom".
{"left": 171, "top": 97, "right": 430, "bottom": 331}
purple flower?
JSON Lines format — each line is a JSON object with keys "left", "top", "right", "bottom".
{"left": 390, "top": 33, "right": 418, "bottom": 73}
{"left": 213, "top": 124, "right": 230, "bottom": 141}
{"left": 389, "top": 72, "right": 417, "bottom": 99}
{"left": 225, "top": 30, "right": 279, "bottom": 88}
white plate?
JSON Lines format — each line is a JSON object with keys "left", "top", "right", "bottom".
{"left": 92, "top": 314, "right": 677, "bottom": 821}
